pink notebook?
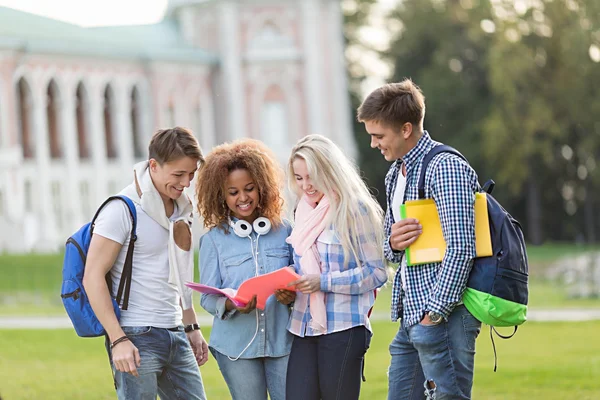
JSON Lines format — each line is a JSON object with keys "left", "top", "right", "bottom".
{"left": 186, "top": 268, "right": 300, "bottom": 310}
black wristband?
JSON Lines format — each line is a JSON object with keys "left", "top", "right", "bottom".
{"left": 110, "top": 335, "right": 129, "bottom": 350}
{"left": 184, "top": 323, "right": 200, "bottom": 333}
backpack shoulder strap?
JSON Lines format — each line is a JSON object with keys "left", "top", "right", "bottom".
{"left": 91, "top": 195, "right": 137, "bottom": 235}
{"left": 418, "top": 144, "right": 467, "bottom": 199}
{"left": 90, "top": 195, "right": 138, "bottom": 310}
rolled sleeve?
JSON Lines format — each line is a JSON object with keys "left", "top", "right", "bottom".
{"left": 425, "top": 157, "right": 477, "bottom": 319}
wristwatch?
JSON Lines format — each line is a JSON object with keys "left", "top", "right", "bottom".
{"left": 184, "top": 323, "right": 201, "bottom": 333}
{"left": 427, "top": 311, "right": 444, "bottom": 325}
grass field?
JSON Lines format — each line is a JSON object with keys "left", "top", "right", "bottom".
{"left": 1, "top": 321, "right": 599, "bottom": 399}
{"left": 2, "top": 244, "right": 599, "bottom": 316}
{"left": 1, "top": 246, "right": 600, "bottom": 399}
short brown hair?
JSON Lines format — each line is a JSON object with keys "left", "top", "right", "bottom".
{"left": 195, "top": 139, "right": 284, "bottom": 231}
{"left": 148, "top": 127, "right": 204, "bottom": 165}
{"left": 357, "top": 79, "right": 426, "bottom": 132}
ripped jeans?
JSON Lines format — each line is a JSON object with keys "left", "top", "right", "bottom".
{"left": 387, "top": 305, "right": 481, "bottom": 400}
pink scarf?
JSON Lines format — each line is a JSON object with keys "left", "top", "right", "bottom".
{"left": 286, "top": 195, "right": 330, "bottom": 334}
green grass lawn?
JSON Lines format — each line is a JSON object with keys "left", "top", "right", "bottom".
{"left": 1, "top": 321, "right": 599, "bottom": 399}
{"left": 1, "top": 245, "right": 600, "bottom": 316}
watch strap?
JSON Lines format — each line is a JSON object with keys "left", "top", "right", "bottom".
{"left": 184, "top": 323, "right": 200, "bottom": 333}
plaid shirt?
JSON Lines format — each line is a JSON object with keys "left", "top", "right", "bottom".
{"left": 385, "top": 131, "right": 478, "bottom": 327}
{"left": 288, "top": 205, "right": 388, "bottom": 337}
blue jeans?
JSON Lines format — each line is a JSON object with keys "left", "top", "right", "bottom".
{"left": 111, "top": 326, "right": 207, "bottom": 400}
{"left": 388, "top": 305, "right": 481, "bottom": 400}
{"left": 286, "top": 326, "right": 372, "bottom": 400}
{"left": 211, "top": 349, "right": 288, "bottom": 400}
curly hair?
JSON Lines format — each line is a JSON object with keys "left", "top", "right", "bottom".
{"left": 196, "top": 139, "right": 284, "bottom": 231}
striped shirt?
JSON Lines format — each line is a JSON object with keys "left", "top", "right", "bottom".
{"left": 288, "top": 205, "right": 388, "bottom": 337}
{"left": 384, "top": 131, "right": 479, "bottom": 327}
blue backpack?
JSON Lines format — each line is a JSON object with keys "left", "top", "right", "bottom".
{"left": 419, "top": 145, "right": 529, "bottom": 369}
{"left": 61, "top": 195, "right": 137, "bottom": 337}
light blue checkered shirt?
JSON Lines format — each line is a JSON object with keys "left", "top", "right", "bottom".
{"left": 288, "top": 204, "right": 388, "bottom": 337}
{"left": 384, "top": 131, "right": 479, "bottom": 327}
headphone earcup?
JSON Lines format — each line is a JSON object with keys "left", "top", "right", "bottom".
{"left": 253, "top": 217, "right": 271, "bottom": 235}
{"left": 233, "top": 220, "right": 253, "bottom": 238}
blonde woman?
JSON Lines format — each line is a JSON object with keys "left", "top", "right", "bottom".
{"left": 285, "top": 134, "right": 388, "bottom": 400}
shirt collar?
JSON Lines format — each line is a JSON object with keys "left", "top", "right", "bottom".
{"left": 400, "top": 130, "right": 437, "bottom": 173}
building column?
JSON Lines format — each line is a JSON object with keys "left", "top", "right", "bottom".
{"left": 219, "top": 0, "right": 246, "bottom": 140}
{"left": 302, "top": 0, "right": 326, "bottom": 136}
{"left": 31, "top": 84, "right": 57, "bottom": 251}
{"left": 327, "top": 0, "right": 357, "bottom": 160}
{"left": 60, "top": 85, "right": 83, "bottom": 231}
{"left": 0, "top": 147, "right": 23, "bottom": 251}
{"left": 113, "top": 83, "right": 134, "bottom": 182}
{"left": 200, "top": 88, "right": 216, "bottom": 151}
{"left": 88, "top": 85, "right": 108, "bottom": 207}
{"left": 0, "top": 76, "right": 10, "bottom": 148}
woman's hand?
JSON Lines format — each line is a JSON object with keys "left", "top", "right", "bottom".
{"left": 289, "top": 274, "right": 322, "bottom": 294}
{"left": 275, "top": 289, "right": 296, "bottom": 305}
{"left": 226, "top": 295, "right": 257, "bottom": 313}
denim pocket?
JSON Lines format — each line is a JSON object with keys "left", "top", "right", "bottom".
{"left": 222, "top": 253, "right": 254, "bottom": 282}
{"left": 461, "top": 312, "right": 481, "bottom": 351}
{"left": 410, "top": 322, "right": 448, "bottom": 351}
{"left": 265, "top": 248, "right": 290, "bottom": 272}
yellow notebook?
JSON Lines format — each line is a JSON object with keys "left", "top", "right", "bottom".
{"left": 399, "top": 192, "right": 493, "bottom": 266}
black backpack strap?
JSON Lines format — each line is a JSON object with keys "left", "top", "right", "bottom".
{"left": 489, "top": 325, "right": 518, "bottom": 372}
{"left": 418, "top": 145, "right": 468, "bottom": 199}
{"left": 90, "top": 195, "right": 137, "bottom": 311}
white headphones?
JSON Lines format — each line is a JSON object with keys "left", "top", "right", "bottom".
{"left": 231, "top": 217, "right": 272, "bottom": 238}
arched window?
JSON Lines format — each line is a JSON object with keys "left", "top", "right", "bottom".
{"left": 76, "top": 83, "right": 90, "bottom": 159}
{"left": 130, "top": 86, "right": 143, "bottom": 159}
{"left": 260, "top": 85, "right": 289, "bottom": 156}
{"left": 47, "top": 80, "right": 62, "bottom": 159}
{"left": 16, "top": 78, "right": 34, "bottom": 159}
{"left": 104, "top": 85, "right": 117, "bottom": 159}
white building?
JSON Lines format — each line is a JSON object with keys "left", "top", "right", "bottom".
{"left": 0, "top": 0, "right": 356, "bottom": 252}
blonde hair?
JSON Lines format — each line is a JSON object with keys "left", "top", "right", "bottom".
{"left": 287, "top": 134, "right": 384, "bottom": 266}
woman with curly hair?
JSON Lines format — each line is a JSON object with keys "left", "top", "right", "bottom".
{"left": 285, "top": 134, "right": 388, "bottom": 400}
{"left": 195, "top": 139, "right": 295, "bottom": 400}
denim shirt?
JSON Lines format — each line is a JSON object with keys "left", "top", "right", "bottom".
{"left": 199, "top": 218, "right": 294, "bottom": 359}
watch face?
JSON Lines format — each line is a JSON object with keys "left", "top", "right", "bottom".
{"left": 429, "top": 312, "right": 443, "bottom": 323}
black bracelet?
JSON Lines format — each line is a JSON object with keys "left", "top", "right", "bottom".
{"left": 184, "top": 323, "right": 200, "bottom": 333}
{"left": 110, "top": 335, "right": 129, "bottom": 350}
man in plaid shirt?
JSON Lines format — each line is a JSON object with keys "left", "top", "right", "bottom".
{"left": 358, "top": 80, "right": 481, "bottom": 400}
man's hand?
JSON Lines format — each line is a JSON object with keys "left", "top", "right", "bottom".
{"left": 112, "top": 340, "right": 141, "bottom": 377}
{"left": 420, "top": 313, "right": 435, "bottom": 326}
{"left": 187, "top": 329, "right": 209, "bottom": 366}
{"left": 226, "top": 295, "right": 257, "bottom": 314}
{"left": 389, "top": 218, "right": 422, "bottom": 251}
{"left": 289, "top": 274, "right": 321, "bottom": 294}
{"left": 275, "top": 289, "right": 296, "bottom": 305}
